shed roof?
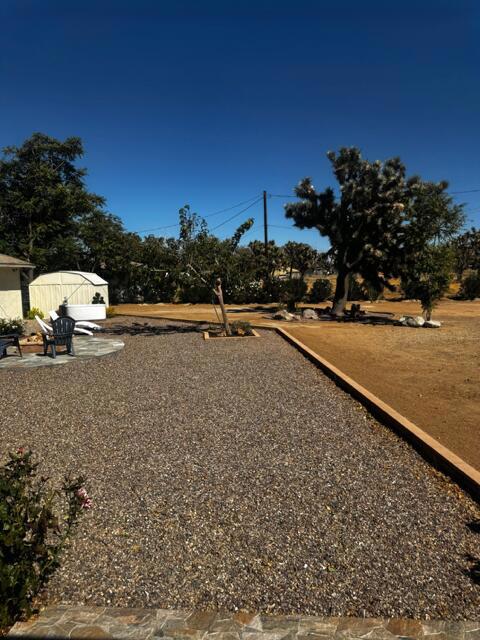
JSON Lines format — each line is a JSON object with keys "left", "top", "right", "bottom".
{"left": 61, "top": 271, "right": 108, "bottom": 285}
{"left": 0, "top": 253, "right": 34, "bottom": 268}
{"left": 30, "top": 271, "right": 108, "bottom": 286}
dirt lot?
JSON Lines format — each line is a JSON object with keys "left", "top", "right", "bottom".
{"left": 116, "top": 299, "right": 480, "bottom": 471}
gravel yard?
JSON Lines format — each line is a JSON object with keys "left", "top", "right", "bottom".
{"left": 1, "top": 317, "right": 479, "bottom": 619}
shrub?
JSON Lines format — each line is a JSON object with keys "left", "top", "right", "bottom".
{"left": 309, "top": 278, "right": 333, "bottom": 302}
{"left": 459, "top": 271, "right": 480, "bottom": 300}
{"left": 0, "top": 449, "right": 91, "bottom": 628}
{"left": 25, "top": 308, "right": 44, "bottom": 320}
{"left": 92, "top": 292, "right": 105, "bottom": 304}
{"left": 106, "top": 306, "right": 116, "bottom": 318}
{"left": 178, "top": 282, "right": 212, "bottom": 304}
{"left": 401, "top": 246, "right": 453, "bottom": 319}
{"left": 230, "top": 320, "right": 254, "bottom": 336}
{"left": 348, "top": 277, "right": 369, "bottom": 301}
{"left": 0, "top": 318, "right": 25, "bottom": 336}
{"left": 279, "top": 278, "right": 308, "bottom": 312}
{"left": 363, "top": 280, "right": 384, "bottom": 302}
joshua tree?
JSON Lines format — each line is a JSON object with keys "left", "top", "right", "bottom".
{"left": 285, "top": 147, "right": 464, "bottom": 315}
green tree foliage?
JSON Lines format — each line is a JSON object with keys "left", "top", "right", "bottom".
{"left": 282, "top": 241, "right": 318, "bottom": 279}
{"left": 0, "top": 133, "right": 105, "bottom": 271}
{"left": 459, "top": 271, "right": 480, "bottom": 300}
{"left": 279, "top": 278, "right": 308, "bottom": 312}
{"left": 401, "top": 245, "right": 454, "bottom": 319}
{"left": 285, "top": 147, "right": 464, "bottom": 315}
{"left": 453, "top": 227, "right": 480, "bottom": 277}
{"left": 308, "top": 278, "right": 332, "bottom": 302}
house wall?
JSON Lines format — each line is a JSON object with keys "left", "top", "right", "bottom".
{"left": 0, "top": 268, "right": 23, "bottom": 319}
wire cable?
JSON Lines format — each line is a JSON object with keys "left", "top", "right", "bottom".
{"left": 135, "top": 194, "right": 261, "bottom": 234}
{"left": 210, "top": 196, "right": 263, "bottom": 232}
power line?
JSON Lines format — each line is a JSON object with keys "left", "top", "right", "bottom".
{"left": 210, "top": 196, "right": 263, "bottom": 232}
{"left": 135, "top": 194, "right": 261, "bottom": 234}
{"left": 269, "top": 224, "right": 302, "bottom": 230}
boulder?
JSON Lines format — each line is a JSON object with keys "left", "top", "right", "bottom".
{"left": 302, "top": 308, "right": 318, "bottom": 320}
{"left": 424, "top": 320, "right": 441, "bottom": 328}
{"left": 273, "top": 309, "right": 295, "bottom": 322}
{"left": 398, "top": 315, "right": 425, "bottom": 327}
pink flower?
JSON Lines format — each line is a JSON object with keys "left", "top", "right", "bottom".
{"left": 75, "top": 487, "right": 93, "bottom": 509}
{"left": 17, "top": 447, "right": 25, "bottom": 455}
{"left": 82, "top": 498, "right": 93, "bottom": 510}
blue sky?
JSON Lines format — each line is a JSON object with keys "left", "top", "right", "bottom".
{"left": 1, "top": 0, "right": 479, "bottom": 251}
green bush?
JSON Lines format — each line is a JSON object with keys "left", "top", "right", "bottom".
{"left": 230, "top": 320, "right": 254, "bottom": 336}
{"left": 348, "top": 278, "right": 369, "bottom": 301}
{"left": 178, "top": 282, "right": 212, "bottom": 304}
{"left": 106, "top": 306, "right": 116, "bottom": 318}
{"left": 459, "top": 271, "right": 480, "bottom": 300}
{"left": 363, "top": 280, "right": 384, "bottom": 302}
{"left": 401, "top": 246, "right": 453, "bottom": 319}
{"left": 92, "top": 292, "right": 105, "bottom": 304}
{"left": 0, "top": 318, "right": 25, "bottom": 336}
{"left": 25, "top": 307, "right": 44, "bottom": 320}
{"left": 309, "top": 278, "right": 333, "bottom": 302}
{"left": 279, "top": 278, "right": 308, "bottom": 312}
{"left": 0, "top": 449, "right": 91, "bottom": 628}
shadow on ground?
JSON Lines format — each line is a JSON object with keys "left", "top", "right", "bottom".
{"left": 104, "top": 321, "right": 200, "bottom": 336}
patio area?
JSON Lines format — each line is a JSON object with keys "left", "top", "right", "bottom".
{"left": 1, "top": 317, "right": 479, "bottom": 620}
{"left": 0, "top": 335, "right": 124, "bottom": 369}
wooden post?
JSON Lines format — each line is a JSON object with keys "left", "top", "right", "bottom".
{"left": 213, "top": 277, "right": 231, "bottom": 336}
{"left": 263, "top": 190, "right": 269, "bottom": 283}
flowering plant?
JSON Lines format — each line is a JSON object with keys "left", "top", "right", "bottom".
{"left": 0, "top": 448, "right": 91, "bottom": 628}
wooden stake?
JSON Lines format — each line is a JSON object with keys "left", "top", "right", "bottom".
{"left": 213, "top": 277, "right": 231, "bottom": 336}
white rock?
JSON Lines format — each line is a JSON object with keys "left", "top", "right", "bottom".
{"left": 273, "top": 309, "right": 295, "bottom": 321}
{"left": 424, "top": 320, "right": 441, "bottom": 328}
{"left": 302, "top": 308, "right": 318, "bottom": 320}
{"left": 404, "top": 315, "right": 425, "bottom": 327}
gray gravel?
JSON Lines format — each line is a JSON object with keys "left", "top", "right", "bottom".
{"left": 1, "top": 317, "right": 479, "bottom": 619}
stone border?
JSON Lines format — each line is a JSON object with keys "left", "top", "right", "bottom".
{"left": 203, "top": 329, "right": 260, "bottom": 340}
{"left": 275, "top": 327, "right": 480, "bottom": 502}
{"left": 113, "top": 312, "right": 480, "bottom": 501}
{"left": 9, "top": 605, "right": 480, "bottom": 639}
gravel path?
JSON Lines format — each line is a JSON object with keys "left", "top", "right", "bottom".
{"left": 2, "top": 317, "right": 479, "bottom": 619}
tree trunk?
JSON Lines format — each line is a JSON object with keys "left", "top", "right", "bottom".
{"left": 331, "top": 267, "right": 350, "bottom": 315}
{"left": 214, "top": 278, "right": 232, "bottom": 336}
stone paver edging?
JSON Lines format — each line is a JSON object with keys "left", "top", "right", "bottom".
{"left": 275, "top": 327, "right": 480, "bottom": 502}
{"left": 9, "top": 606, "right": 480, "bottom": 639}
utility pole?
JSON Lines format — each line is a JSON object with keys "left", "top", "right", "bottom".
{"left": 263, "top": 190, "right": 269, "bottom": 282}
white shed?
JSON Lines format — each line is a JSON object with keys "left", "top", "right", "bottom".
{"left": 29, "top": 271, "right": 109, "bottom": 316}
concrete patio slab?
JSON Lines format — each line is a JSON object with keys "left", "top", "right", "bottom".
{"left": 0, "top": 336, "right": 124, "bottom": 369}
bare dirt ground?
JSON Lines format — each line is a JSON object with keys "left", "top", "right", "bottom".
{"left": 116, "top": 299, "right": 480, "bottom": 471}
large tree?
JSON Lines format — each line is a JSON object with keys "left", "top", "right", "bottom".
{"left": 282, "top": 241, "right": 318, "bottom": 280}
{"left": 0, "top": 133, "right": 105, "bottom": 272}
{"left": 285, "top": 147, "right": 464, "bottom": 314}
